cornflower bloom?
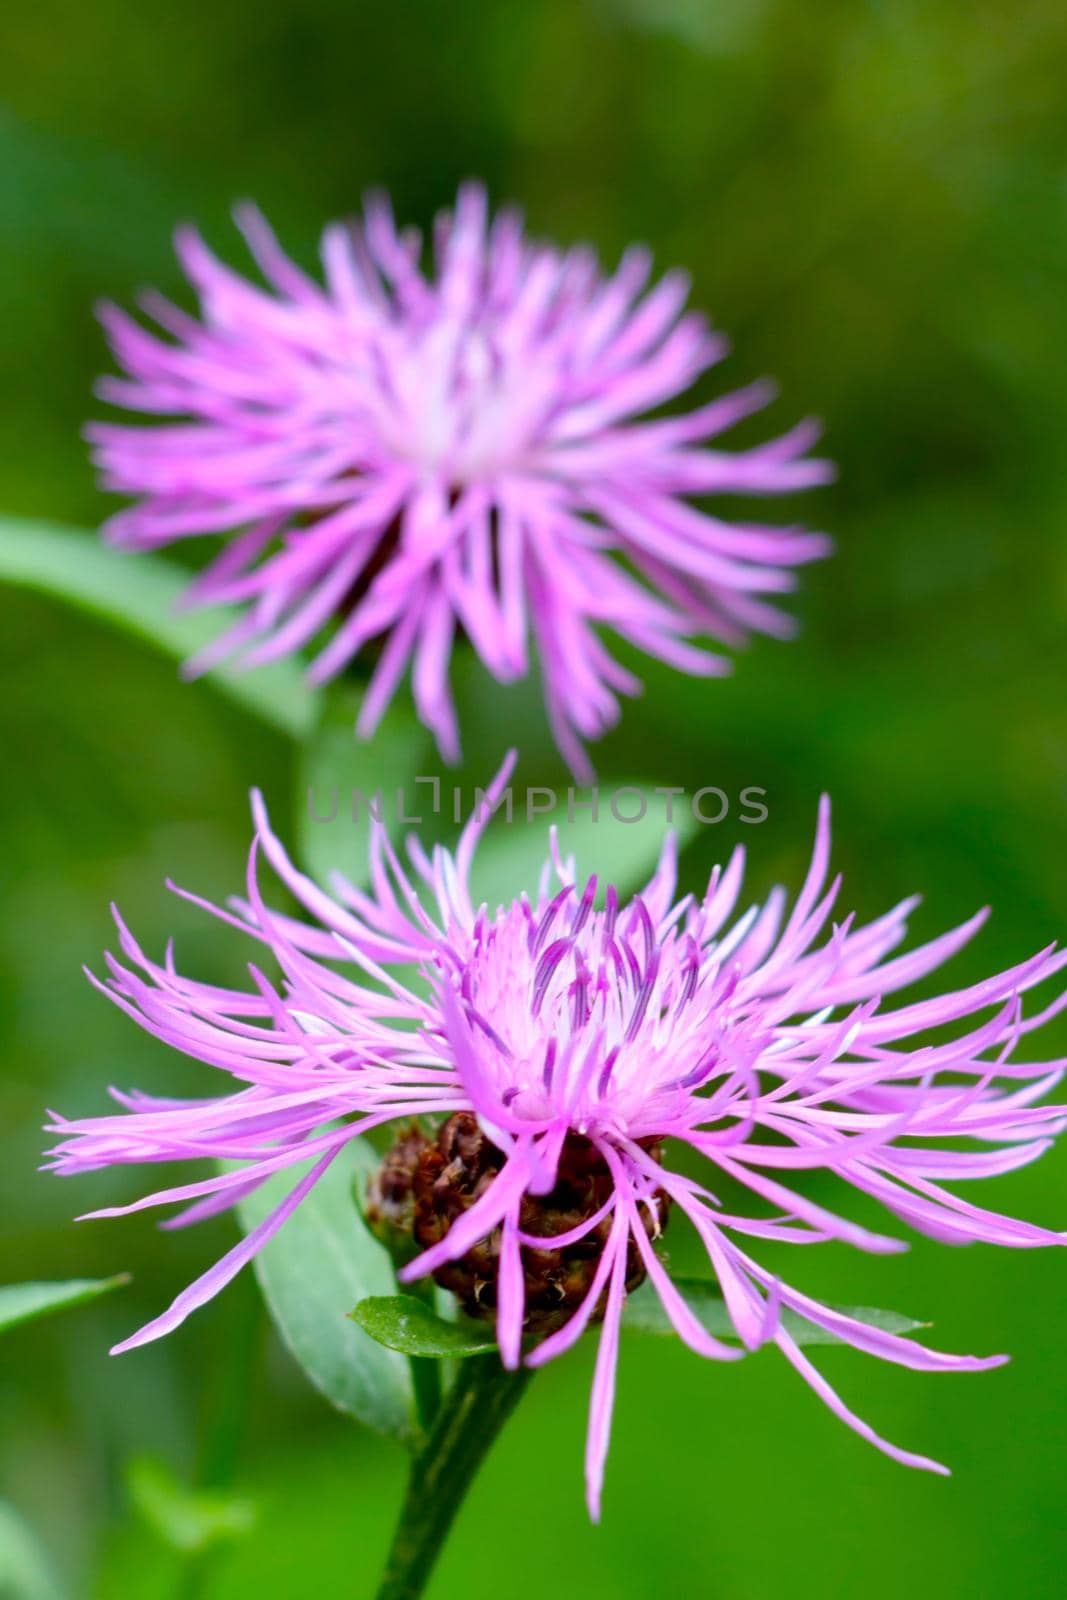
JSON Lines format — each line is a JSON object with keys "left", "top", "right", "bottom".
{"left": 89, "top": 184, "right": 831, "bottom": 777}
{"left": 46, "top": 761, "right": 1067, "bottom": 1515}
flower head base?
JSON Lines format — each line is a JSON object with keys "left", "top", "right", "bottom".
{"left": 377, "top": 1114, "right": 668, "bottom": 1330}
{"left": 46, "top": 760, "right": 1067, "bottom": 1516}
{"left": 90, "top": 184, "right": 832, "bottom": 776}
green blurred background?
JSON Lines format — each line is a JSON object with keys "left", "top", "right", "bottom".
{"left": 4, "top": 1, "right": 1067, "bottom": 1595}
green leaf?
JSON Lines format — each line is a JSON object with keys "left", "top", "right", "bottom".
{"left": 0, "top": 517, "right": 316, "bottom": 738}
{"left": 350, "top": 1295, "right": 498, "bottom": 1359}
{"left": 296, "top": 683, "right": 434, "bottom": 887}
{"left": 0, "top": 1501, "right": 64, "bottom": 1600}
{"left": 0, "top": 1274, "right": 130, "bottom": 1335}
{"left": 622, "top": 1277, "right": 928, "bottom": 1346}
{"left": 125, "top": 1457, "right": 255, "bottom": 1557}
{"left": 234, "top": 1142, "right": 415, "bottom": 1443}
{"left": 353, "top": 1283, "right": 925, "bottom": 1362}
{"left": 469, "top": 779, "right": 700, "bottom": 912}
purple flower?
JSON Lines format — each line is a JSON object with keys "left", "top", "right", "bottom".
{"left": 46, "top": 761, "right": 1067, "bottom": 1516}
{"left": 89, "top": 184, "right": 831, "bottom": 777}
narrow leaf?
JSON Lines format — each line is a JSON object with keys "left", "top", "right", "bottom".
{"left": 234, "top": 1142, "right": 414, "bottom": 1443}
{"left": 0, "top": 517, "right": 315, "bottom": 737}
{"left": 0, "top": 1275, "right": 130, "bottom": 1335}
{"left": 622, "top": 1277, "right": 927, "bottom": 1345}
{"left": 351, "top": 1295, "right": 498, "bottom": 1359}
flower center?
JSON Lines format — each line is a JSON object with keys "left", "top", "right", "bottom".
{"left": 367, "top": 1114, "right": 670, "bottom": 1332}
{"left": 379, "top": 324, "right": 552, "bottom": 485}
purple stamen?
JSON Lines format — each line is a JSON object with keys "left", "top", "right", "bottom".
{"left": 596, "top": 1044, "right": 621, "bottom": 1098}
{"left": 602, "top": 884, "right": 619, "bottom": 944}
{"left": 675, "top": 934, "right": 702, "bottom": 1013}
{"left": 532, "top": 886, "right": 574, "bottom": 956}
{"left": 570, "top": 953, "right": 592, "bottom": 1030}
{"left": 468, "top": 1006, "right": 511, "bottom": 1056}
{"left": 677, "top": 1043, "right": 721, "bottom": 1091}
{"left": 630, "top": 896, "right": 656, "bottom": 971}
{"left": 533, "top": 936, "right": 573, "bottom": 1013}
{"left": 625, "top": 946, "right": 662, "bottom": 1042}
{"left": 571, "top": 875, "right": 598, "bottom": 936}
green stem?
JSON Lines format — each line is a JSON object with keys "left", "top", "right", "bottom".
{"left": 409, "top": 1354, "right": 443, "bottom": 1436}
{"left": 374, "top": 1357, "right": 532, "bottom": 1600}
{"left": 402, "top": 1279, "right": 443, "bottom": 1435}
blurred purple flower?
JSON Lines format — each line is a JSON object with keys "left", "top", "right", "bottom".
{"left": 46, "top": 762, "right": 1067, "bottom": 1516}
{"left": 89, "top": 184, "right": 831, "bottom": 777}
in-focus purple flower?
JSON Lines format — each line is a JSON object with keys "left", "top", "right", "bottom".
{"left": 46, "top": 759, "right": 1067, "bottom": 1516}
{"left": 89, "top": 183, "right": 832, "bottom": 777}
